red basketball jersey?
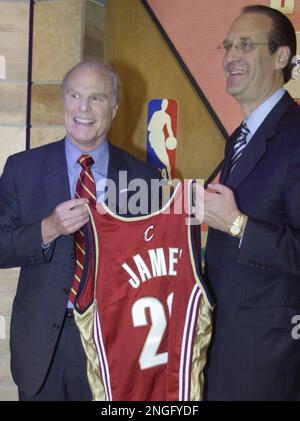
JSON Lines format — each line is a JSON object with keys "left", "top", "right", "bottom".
{"left": 74, "top": 180, "right": 213, "bottom": 401}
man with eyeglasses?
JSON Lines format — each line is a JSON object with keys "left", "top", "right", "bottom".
{"left": 202, "top": 5, "right": 300, "bottom": 400}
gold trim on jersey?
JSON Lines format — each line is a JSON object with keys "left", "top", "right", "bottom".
{"left": 189, "top": 294, "right": 213, "bottom": 400}
{"left": 186, "top": 180, "right": 213, "bottom": 400}
{"left": 187, "top": 180, "right": 213, "bottom": 309}
{"left": 74, "top": 302, "right": 105, "bottom": 401}
{"left": 74, "top": 203, "right": 106, "bottom": 400}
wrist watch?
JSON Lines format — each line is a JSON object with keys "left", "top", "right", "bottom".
{"left": 228, "top": 214, "right": 245, "bottom": 237}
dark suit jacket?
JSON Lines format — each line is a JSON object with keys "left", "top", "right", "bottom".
{"left": 0, "top": 138, "right": 161, "bottom": 395}
{"left": 205, "top": 92, "right": 300, "bottom": 400}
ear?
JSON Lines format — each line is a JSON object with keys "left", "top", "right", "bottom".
{"left": 112, "top": 104, "right": 119, "bottom": 120}
{"left": 275, "top": 46, "right": 290, "bottom": 70}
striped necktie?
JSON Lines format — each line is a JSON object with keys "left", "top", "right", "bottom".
{"left": 69, "top": 154, "right": 96, "bottom": 305}
{"left": 229, "top": 122, "right": 250, "bottom": 174}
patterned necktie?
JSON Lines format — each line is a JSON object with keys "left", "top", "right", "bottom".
{"left": 229, "top": 122, "right": 250, "bottom": 174}
{"left": 69, "top": 154, "right": 96, "bottom": 305}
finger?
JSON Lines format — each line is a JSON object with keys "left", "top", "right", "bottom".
{"left": 204, "top": 189, "right": 214, "bottom": 201}
{"left": 73, "top": 216, "right": 90, "bottom": 231}
{"left": 72, "top": 202, "right": 90, "bottom": 211}
{"left": 71, "top": 210, "right": 90, "bottom": 222}
{"left": 69, "top": 203, "right": 90, "bottom": 214}
{"left": 66, "top": 209, "right": 90, "bottom": 225}
{"left": 71, "top": 199, "right": 90, "bottom": 210}
{"left": 207, "top": 183, "right": 229, "bottom": 195}
{"left": 58, "top": 203, "right": 89, "bottom": 221}
{"left": 56, "top": 207, "right": 89, "bottom": 224}
{"left": 59, "top": 198, "right": 90, "bottom": 210}
{"left": 65, "top": 221, "right": 90, "bottom": 235}
{"left": 61, "top": 213, "right": 90, "bottom": 234}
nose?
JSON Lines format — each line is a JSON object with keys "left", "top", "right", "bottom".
{"left": 225, "top": 44, "right": 242, "bottom": 60}
{"left": 223, "top": 45, "right": 242, "bottom": 68}
{"left": 79, "top": 97, "right": 90, "bottom": 112}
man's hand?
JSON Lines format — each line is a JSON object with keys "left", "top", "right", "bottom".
{"left": 202, "top": 183, "right": 247, "bottom": 234}
{"left": 41, "top": 198, "right": 90, "bottom": 245}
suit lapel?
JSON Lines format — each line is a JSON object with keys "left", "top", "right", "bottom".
{"left": 107, "top": 143, "right": 131, "bottom": 213}
{"left": 220, "top": 127, "right": 240, "bottom": 184}
{"left": 226, "top": 129, "right": 266, "bottom": 189}
{"left": 42, "top": 138, "right": 71, "bottom": 214}
{"left": 107, "top": 142, "right": 131, "bottom": 186}
{"left": 224, "top": 92, "right": 294, "bottom": 189}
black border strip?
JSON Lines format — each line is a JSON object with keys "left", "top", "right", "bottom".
{"left": 26, "top": 0, "right": 34, "bottom": 150}
{"left": 204, "top": 160, "right": 223, "bottom": 186}
{"left": 141, "top": 0, "right": 229, "bottom": 142}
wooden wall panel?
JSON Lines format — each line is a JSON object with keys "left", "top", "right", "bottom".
{"left": 31, "top": 0, "right": 105, "bottom": 149}
{"left": 32, "top": 0, "right": 83, "bottom": 82}
{"left": 0, "top": 268, "right": 19, "bottom": 401}
{"left": 30, "top": 126, "right": 66, "bottom": 149}
{"left": 0, "top": 55, "right": 6, "bottom": 80}
{"left": 31, "top": 84, "right": 64, "bottom": 126}
{"left": 0, "top": 84, "right": 27, "bottom": 126}
{"left": 105, "top": 0, "right": 225, "bottom": 180}
{"left": 84, "top": 0, "right": 105, "bottom": 59}
{"left": 0, "top": 127, "right": 26, "bottom": 173}
{"left": 0, "top": 356, "right": 18, "bottom": 400}
{"left": 0, "top": 1, "right": 29, "bottom": 81}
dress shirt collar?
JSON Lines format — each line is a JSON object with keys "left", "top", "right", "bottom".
{"left": 65, "top": 136, "right": 109, "bottom": 176}
{"left": 244, "top": 87, "right": 286, "bottom": 143}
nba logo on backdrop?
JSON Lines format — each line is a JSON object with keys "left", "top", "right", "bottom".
{"left": 147, "top": 99, "right": 178, "bottom": 180}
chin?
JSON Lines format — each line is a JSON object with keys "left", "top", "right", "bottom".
{"left": 226, "top": 86, "right": 237, "bottom": 96}
{"left": 69, "top": 137, "right": 90, "bottom": 148}
{"left": 72, "top": 133, "right": 94, "bottom": 143}
{"left": 227, "top": 85, "right": 243, "bottom": 97}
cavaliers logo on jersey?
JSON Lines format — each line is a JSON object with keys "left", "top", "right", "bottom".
{"left": 144, "top": 225, "right": 155, "bottom": 242}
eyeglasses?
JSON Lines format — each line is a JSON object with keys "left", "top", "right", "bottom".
{"left": 218, "top": 40, "right": 271, "bottom": 54}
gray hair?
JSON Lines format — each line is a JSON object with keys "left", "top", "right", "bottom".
{"left": 61, "top": 59, "right": 121, "bottom": 105}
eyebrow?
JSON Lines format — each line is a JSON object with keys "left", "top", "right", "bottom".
{"left": 224, "top": 36, "right": 253, "bottom": 42}
{"left": 90, "top": 93, "right": 108, "bottom": 98}
{"left": 66, "top": 89, "right": 108, "bottom": 98}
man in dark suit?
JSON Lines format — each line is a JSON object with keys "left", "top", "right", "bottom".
{"left": 0, "top": 60, "right": 161, "bottom": 400}
{"left": 203, "top": 5, "right": 300, "bottom": 400}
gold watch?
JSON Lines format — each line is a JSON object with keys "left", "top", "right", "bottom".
{"left": 228, "top": 214, "right": 245, "bottom": 237}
